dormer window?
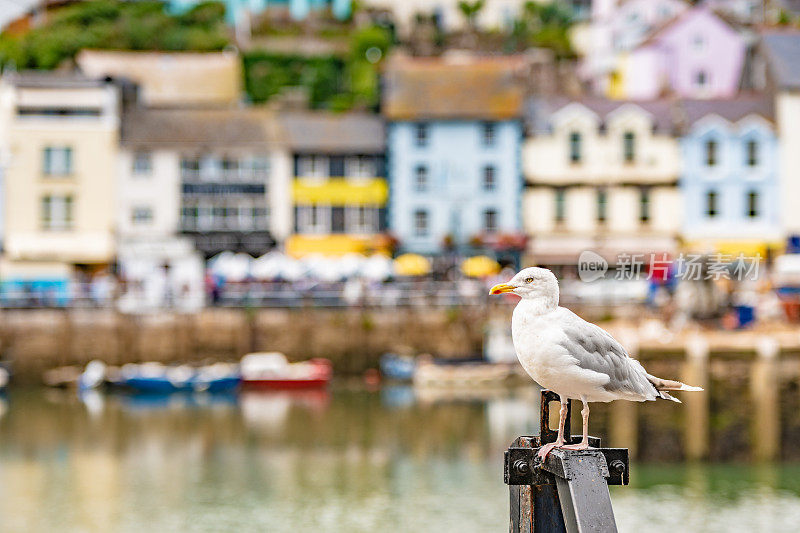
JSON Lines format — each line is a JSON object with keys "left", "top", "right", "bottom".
{"left": 623, "top": 131, "right": 635, "bottom": 163}
{"left": 746, "top": 139, "right": 758, "bottom": 167}
{"left": 569, "top": 132, "right": 582, "bottom": 163}
{"left": 705, "top": 139, "right": 718, "bottom": 167}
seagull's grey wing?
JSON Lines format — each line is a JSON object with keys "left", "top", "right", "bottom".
{"left": 557, "top": 309, "right": 657, "bottom": 400}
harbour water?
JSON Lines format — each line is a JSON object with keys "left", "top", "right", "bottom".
{"left": 1, "top": 386, "right": 799, "bottom": 532}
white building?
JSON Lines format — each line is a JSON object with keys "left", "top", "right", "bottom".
{"left": 362, "top": 0, "right": 526, "bottom": 36}
{"left": 760, "top": 32, "right": 800, "bottom": 241}
{"left": 523, "top": 98, "right": 682, "bottom": 267}
{"left": 0, "top": 72, "right": 119, "bottom": 303}
{"left": 575, "top": 0, "right": 688, "bottom": 96}
{"left": 116, "top": 107, "right": 292, "bottom": 311}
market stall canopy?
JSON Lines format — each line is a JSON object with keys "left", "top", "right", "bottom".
{"left": 461, "top": 255, "right": 500, "bottom": 278}
{"left": 393, "top": 254, "right": 431, "bottom": 276}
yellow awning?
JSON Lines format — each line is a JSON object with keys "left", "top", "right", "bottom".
{"left": 286, "top": 234, "right": 388, "bottom": 258}
{"left": 293, "top": 178, "right": 388, "bottom": 205}
{"left": 684, "top": 240, "right": 784, "bottom": 258}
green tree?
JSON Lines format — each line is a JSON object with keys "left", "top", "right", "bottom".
{"left": 0, "top": 0, "right": 229, "bottom": 70}
{"left": 457, "top": 0, "right": 485, "bottom": 30}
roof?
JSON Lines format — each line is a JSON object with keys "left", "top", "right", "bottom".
{"left": 679, "top": 96, "right": 775, "bottom": 126}
{"left": 760, "top": 31, "right": 800, "bottom": 90}
{"left": 525, "top": 97, "right": 677, "bottom": 134}
{"left": 637, "top": 6, "right": 740, "bottom": 49}
{"left": 76, "top": 50, "right": 241, "bottom": 107}
{"left": 382, "top": 54, "right": 526, "bottom": 120}
{"left": 278, "top": 111, "right": 385, "bottom": 153}
{"left": 4, "top": 71, "right": 111, "bottom": 89}
{"left": 121, "top": 107, "right": 280, "bottom": 150}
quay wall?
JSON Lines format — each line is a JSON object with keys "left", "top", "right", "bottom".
{"left": 0, "top": 307, "right": 496, "bottom": 381}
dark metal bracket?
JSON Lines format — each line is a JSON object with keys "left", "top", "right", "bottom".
{"left": 505, "top": 390, "right": 631, "bottom": 533}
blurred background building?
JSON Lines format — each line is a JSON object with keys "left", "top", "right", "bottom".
{"left": 0, "top": 0, "right": 797, "bottom": 313}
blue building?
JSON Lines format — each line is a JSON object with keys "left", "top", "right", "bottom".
{"left": 168, "top": 0, "right": 351, "bottom": 25}
{"left": 679, "top": 98, "right": 783, "bottom": 256}
{"left": 383, "top": 55, "right": 525, "bottom": 257}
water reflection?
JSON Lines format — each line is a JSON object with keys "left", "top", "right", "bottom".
{"left": 0, "top": 387, "right": 798, "bottom": 532}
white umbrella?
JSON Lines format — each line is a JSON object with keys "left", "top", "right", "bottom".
{"left": 252, "top": 251, "right": 285, "bottom": 280}
{"left": 339, "top": 253, "right": 365, "bottom": 279}
{"left": 362, "top": 254, "right": 392, "bottom": 281}
{"left": 279, "top": 256, "right": 307, "bottom": 281}
{"left": 304, "top": 254, "right": 343, "bottom": 282}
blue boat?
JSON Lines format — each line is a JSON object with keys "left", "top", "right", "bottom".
{"left": 379, "top": 353, "right": 416, "bottom": 381}
{"left": 118, "top": 363, "right": 241, "bottom": 393}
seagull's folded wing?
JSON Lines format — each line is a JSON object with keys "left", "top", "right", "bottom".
{"left": 556, "top": 309, "right": 658, "bottom": 401}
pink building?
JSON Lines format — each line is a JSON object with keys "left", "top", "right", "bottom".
{"left": 614, "top": 7, "right": 748, "bottom": 100}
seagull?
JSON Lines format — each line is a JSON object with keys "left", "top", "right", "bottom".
{"left": 490, "top": 267, "right": 702, "bottom": 458}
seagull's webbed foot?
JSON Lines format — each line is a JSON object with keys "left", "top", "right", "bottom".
{"left": 537, "top": 440, "right": 564, "bottom": 459}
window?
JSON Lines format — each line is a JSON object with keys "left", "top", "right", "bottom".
{"left": 414, "top": 209, "right": 429, "bottom": 237}
{"left": 623, "top": 131, "right": 635, "bottom": 163}
{"left": 639, "top": 187, "right": 650, "bottom": 223}
{"left": 181, "top": 206, "right": 199, "bottom": 230}
{"left": 482, "top": 122, "right": 496, "bottom": 146}
{"left": 414, "top": 165, "right": 429, "bottom": 192}
{"left": 483, "top": 165, "right": 496, "bottom": 191}
{"left": 692, "top": 34, "right": 705, "bottom": 49}
{"left": 483, "top": 209, "right": 498, "bottom": 233}
{"left": 695, "top": 70, "right": 707, "bottom": 88}
{"left": 706, "top": 190, "right": 718, "bottom": 218}
{"left": 746, "top": 190, "right": 759, "bottom": 218}
{"left": 298, "top": 205, "right": 330, "bottom": 234}
{"left": 251, "top": 157, "right": 270, "bottom": 176}
{"left": 746, "top": 139, "right": 758, "bottom": 167}
{"left": 705, "top": 139, "right": 718, "bottom": 166}
{"left": 345, "top": 156, "right": 375, "bottom": 178}
{"left": 554, "top": 188, "right": 566, "bottom": 223}
{"left": 569, "top": 132, "right": 582, "bottom": 163}
{"left": 41, "top": 195, "right": 73, "bottom": 230}
{"left": 181, "top": 157, "right": 200, "bottom": 178}
{"left": 131, "top": 206, "right": 153, "bottom": 225}
{"left": 220, "top": 157, "right": 240, "bottom": 180}
{"left": 252, "top": 207, "right": 268, "bottom": 229}
{"left": 415, "top": 123, "right": 429, "bottom": 147}
{"left": 298, "top": 155, "right": 328, "bottom": 178}
{"left": 43, "top": 147, "right": 72, "bottom": 176}
{"left": 597, "top": 189, "right": 607, "bottom": 223}
{"left": 346, "top": 206, "right": 377, "bottom": 233}
{"left": 133, "top": 152, "right": 152, "bottom": 175}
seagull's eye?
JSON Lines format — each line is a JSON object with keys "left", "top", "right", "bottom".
{"left": 525, "top": 277, "right": 534, "bottom": 284}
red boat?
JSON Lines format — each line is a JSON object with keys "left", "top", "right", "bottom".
{"left": 240, "top": 352, "right": 332, "bottom": 390}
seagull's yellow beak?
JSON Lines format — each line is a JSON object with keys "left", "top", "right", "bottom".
{"left": 489, "top": 283, "right": 514, "bottom": 295}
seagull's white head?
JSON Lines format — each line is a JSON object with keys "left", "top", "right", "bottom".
{"left": 489, "top": 267, "right": 559, "bottom": 306}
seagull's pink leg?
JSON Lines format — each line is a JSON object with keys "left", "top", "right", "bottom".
{"left": 538, "top": 398, "right": 568, "bottom": 458}
{"left": 562, "top": 399, "right": 590, "bottom": 450}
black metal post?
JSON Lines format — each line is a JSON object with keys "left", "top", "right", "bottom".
{"left": 504, "top": 390, "right": 629, "bottom": 533}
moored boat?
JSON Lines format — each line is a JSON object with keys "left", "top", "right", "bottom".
{"left": 240, "top": 352, "right": 332, "bottom": 389}
{"left": 117, "top": 362, "right": 241, "bottom": 393}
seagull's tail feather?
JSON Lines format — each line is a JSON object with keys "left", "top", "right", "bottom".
{"left": 658, "top": 391, "right": 682, "bottom": 403}
{"left": 647, "top": 374, "right": 704, "bottom": 400}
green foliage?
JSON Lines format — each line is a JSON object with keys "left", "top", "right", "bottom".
{"left": 458, "top": 0, "right": 486, "bottom": 26}
{"left": 0, "top": 0, "right": 229, "bottom": 70}
{"left": 243, "top": 24, "right": 391, "bottom": 110}
{"left": 242, "top": 51, "right": 347, "bottom": 107}
{"left": 509, "top": 0, "right": 575, "bottom": 58}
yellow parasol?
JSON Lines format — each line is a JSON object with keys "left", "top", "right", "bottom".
{"left": 460, "top": 255, "right": 501, "bottom": 278}
{"left": 393, "top": 253, "right": 431, "bottom": 276}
